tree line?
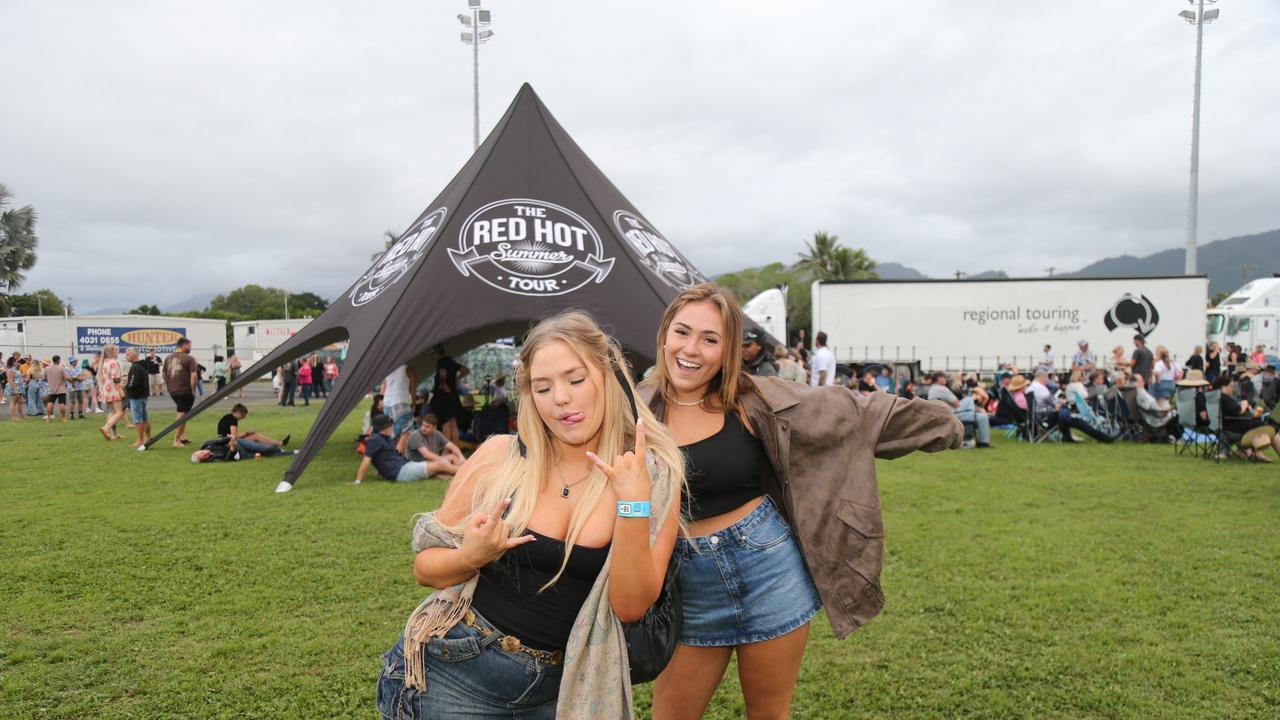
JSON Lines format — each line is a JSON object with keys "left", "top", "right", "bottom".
{"left": 716, "top": 231, "right": 877, "bottom": 344}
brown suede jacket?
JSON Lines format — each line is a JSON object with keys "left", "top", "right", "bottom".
{"left": 643, "top": 376, "right": 962, "bottom": 638}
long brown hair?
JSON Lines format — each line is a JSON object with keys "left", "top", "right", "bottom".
{"left": 650, "top": 283, "right": 755, "bottom": 422}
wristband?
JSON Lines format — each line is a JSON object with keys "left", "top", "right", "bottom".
{"left": 616, "top": 500, "right": 651, "bottom": 518}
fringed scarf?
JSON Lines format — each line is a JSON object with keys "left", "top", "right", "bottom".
{"left": 401, "top": 452, "right": 673, "bottom": 720}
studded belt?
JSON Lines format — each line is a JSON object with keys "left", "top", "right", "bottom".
{"left": 462, "top": 609, "right": 565, "bottom": 665}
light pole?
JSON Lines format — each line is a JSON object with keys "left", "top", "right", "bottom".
{"left": 459, "top": 1, "right": 494, "bottom": 150}
{"left": 64, "top": 297, "right": 73, "bottom": 357}
{"left": 1178, "top": 0, "right": 1221, "bottom": 275}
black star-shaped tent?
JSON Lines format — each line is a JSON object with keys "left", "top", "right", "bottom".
{"left": 147, "top": 83, "right": 712, "bottom": 491}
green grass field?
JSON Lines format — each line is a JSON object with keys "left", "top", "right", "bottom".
{"left": 2, "top": 401, "right": 1278, "bottom": 719}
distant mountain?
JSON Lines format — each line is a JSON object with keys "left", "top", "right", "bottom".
{"left": 86, "top": 305, "right": 128, "bottom": 315}
{"left": 1062, "top": 228, "right": 1280, "bottom": 296}
{"left": 876, "top": 262, "right": 928, "bottom": 280}
{"left": 164, "top": 292, "right": 217, "bottom": 313}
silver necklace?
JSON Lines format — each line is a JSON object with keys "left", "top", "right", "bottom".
{"left": 671, "top": 394, "right": 707, "bottom": 407}
{"left": 557, "top": 466, "right": 593, "bottom": 499}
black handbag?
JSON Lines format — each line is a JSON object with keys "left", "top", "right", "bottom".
{"left": 622, "top": 557, "right": 682, "bottom": 684}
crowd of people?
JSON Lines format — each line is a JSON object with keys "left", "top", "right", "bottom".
{"left": 271, "top": 354, "right": 340, "bottom": 406}
{"left": 712, "top": 327, "right": 1279, "bottom": 460}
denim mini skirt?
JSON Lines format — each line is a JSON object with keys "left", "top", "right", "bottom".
{"left": 675, "top": 495, "right": 823, "bottom": 647}
{"left": 377, "top": 608, "right": 563, "bottom": 720}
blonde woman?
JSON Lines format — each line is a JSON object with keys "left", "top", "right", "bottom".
{"left": 1108, "top": 345, "right": 1130, "bottom": 373}
{"left": 645, "top": 284, "right": 961, "bottom": 719}
{"left": 378, "top": 312, "right": 684, "bottom": 719}
{"left": 1151, "top": 345, "right": 1176, "bottom": 410}
{"left": 98, "top": 345, "right": 126, "bottom": 440}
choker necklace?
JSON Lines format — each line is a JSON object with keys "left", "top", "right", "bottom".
{"left": 558, "top": 466, "right": 593, "bottom": 499}
{"left": 671, "top": 394, "right": 707, "bottom": 407}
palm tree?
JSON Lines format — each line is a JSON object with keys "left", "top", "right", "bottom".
{"left": 0, "top": 184, "right": 39, "bottom": 293}
{"left": 370, "top": 229, "right": 400, "bottom": 262}
{"left": 794, "top": 231, "right": 877, "bottom": 281}
{"left": 828, "top": 246, "right": 877, "bottom": 280}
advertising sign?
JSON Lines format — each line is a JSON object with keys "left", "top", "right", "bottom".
{"left": 77, "top": 326, "right": 187, "bottom": 354}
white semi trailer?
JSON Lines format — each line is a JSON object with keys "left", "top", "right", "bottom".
{"left": 812, "top": 276, "right": 1209, "bottom": 373}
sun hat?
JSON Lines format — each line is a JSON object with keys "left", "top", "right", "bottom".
{"left": 1007, "top": 375, "right": 1030, "bottom": 392}
{"left": 1175, "top": 369, "right": 1209, "bottom": 387}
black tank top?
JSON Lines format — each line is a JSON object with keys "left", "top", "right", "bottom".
{"left": 471, "top": 529, "right": 610, "bottom": 651}
{"left": 681, "top": 411, "right": 765, "bottom": 520}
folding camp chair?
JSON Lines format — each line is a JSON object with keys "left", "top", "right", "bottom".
{"left": 1202, "top": 389, "right": 1226, "bottom": 462}
{"left": 996, "top": 388, "right": 1027, "bottom": 441}
{"left": 1119, "top": 387, "right": 1145, "bottom": 440}
{"left": 1024, "top": 392, "right": 1059, "bottom": 444}
{"left": 1173, "top": 387, "right": 1206, "bottom": 457}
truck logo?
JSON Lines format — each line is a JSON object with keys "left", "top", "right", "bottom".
{"left": 1104, "top": 294, "right": 1160, "bottom": 336}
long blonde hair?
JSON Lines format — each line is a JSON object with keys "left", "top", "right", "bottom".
{"left": 445, "top": 311, "right": 685, "bottom": 588}
{"left": 649, "top": 283, "right": 755, "bottom": 422}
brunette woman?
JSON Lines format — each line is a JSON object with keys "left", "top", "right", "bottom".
{"left": 644, "top": 284, "right": 961, "bottom": 719}
{"left": 377, "top": 312, "right": 684, "bottom": 719}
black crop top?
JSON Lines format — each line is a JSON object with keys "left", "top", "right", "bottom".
{"left": 471, "top": 530, "right": 610, "bottom": 652}
{"left": 681, "top": 411, "right": 765, "bottom": 520}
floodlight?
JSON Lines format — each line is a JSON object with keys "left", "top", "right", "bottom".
{"left": 461, "top": 32, "right": 473, "bottom": 42}
{"left": 1178, "top": 10, "right": 1195, "bottom": 20}
{"left": 1203, "top": 8, "right": 1219, "bottom": 20}
{"left": 477, "top": 29, "right": 493, "bottom": 40}
{"left": 478, "top": 10, "right": 491, "bottom": 23}
{"left": 468, "top": 0, "right": 481, "bottom": 7}
{"left": 458, "top": 13, "right": 472, "bottom": 26}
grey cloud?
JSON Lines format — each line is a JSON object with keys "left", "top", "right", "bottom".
{"left": 2, "top": 0, "right": 1277, "bottom": 310}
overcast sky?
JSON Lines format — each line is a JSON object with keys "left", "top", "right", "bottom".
{"left": 3, "top": 0, "right": 1278, "bottom": 312}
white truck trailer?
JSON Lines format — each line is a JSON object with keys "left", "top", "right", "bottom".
{"left": 812, "top": 276, "right": 1208, "bottom": 373}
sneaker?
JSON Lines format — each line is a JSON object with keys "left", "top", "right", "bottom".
{"left": 95, "top": 408, "right": 104, "bottom": 414}
{"left": 976, "top": 443, "right": 995, "bottom": 449}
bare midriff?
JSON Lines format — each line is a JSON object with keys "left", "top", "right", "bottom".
{"left": 687, "top": 495, "right": 765, "bottom": 537}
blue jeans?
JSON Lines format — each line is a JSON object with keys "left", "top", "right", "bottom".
{"left": 129, "top": 398, "right": 148, "bottom": 423}
{"left": 237, "top": 438, "right": 284, "bottom": 457}
{"left": 377, "top": 611, "right": 563, "bottom": 719}
{"left": 280, "top": 382, "right": 296, "bottom": 405}
{"left": 301, "top": 383, "right": 312, "bottom": 405}
{"left": 955, "top": 409, "right": 991, "bottom": 444}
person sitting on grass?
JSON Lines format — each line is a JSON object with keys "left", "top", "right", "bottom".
{"left": 403, "top": 413, "right": 465, "bottom": 476}
{"left": 217, "top": 403, "right": 291, "bottom": 458}
{"left": 354, "top": 413, "right": 436, "bottom": 484}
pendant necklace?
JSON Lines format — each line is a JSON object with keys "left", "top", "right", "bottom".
{"left": 558, "top": 466, "right": 594, "bottom": 499}
{"left": 671, "top": 394, "right": 707, "bottom": 407}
